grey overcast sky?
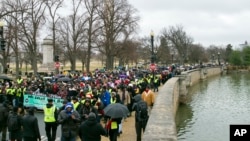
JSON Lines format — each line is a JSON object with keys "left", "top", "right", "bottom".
{"left": 128, "top": 0, "right": 250, "bottom": 48}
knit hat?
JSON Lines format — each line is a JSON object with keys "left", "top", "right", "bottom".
{"left": 88, "top": 112, "right": 96, "bottom": 120}
{"left": 65, "top": 102, "right": 73, "bottom": 109}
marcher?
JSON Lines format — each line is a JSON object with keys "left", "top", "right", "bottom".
{"left": 79, "top": 98, "right": 98, "bottom": 122}
{"left": 22, "top": 107, "right": 41, "bottom": 141}
{"left": 132, "top": 94, "right": 149, "bottom": 141}
{"left": 153, "top": 76, "right": 160, "bottom": 92}
{"left": 57, "top": 102, "right": 81, "bottom": 141}
{"left": 7, "top": 106, "right": 22, "bottom": 141}
{"left": 43, "top": 99, "right": 58, "bottom": 141}
{"left": 0, "top": 98, "right": 9, "bottom": 141}
{"left": 107, "top": 117, "right": 122, "bottom": 141}
{"left": 78, "top": 112, "right": 107, "bottom": 141}
{"left": 58, "top": 100, "right": 68, "bottom": 114}
{"left": 141, "top": 85, "right": 155, "bottom": 115}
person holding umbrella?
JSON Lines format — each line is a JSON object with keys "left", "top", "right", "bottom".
{"left": 106, "top": 117, "right": 122, "bottom": 141}
{"left": 103, "top": 103, "right": 129, "bottom": 141}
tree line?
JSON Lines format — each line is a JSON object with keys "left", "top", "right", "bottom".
{"left": 0, "top": 0, "right": 245, "bottom": 78}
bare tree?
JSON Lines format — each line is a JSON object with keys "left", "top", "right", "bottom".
{"left": 83, "top": 0, "right": 102, "bottom": 73}
{"left": 16, "top": 0, "right": 46, "bottom": 74}
{"left": 157, "top": 37, "right": 171, "bottom": 65}
{"left": 97, "top": 0, "right": 139, "bottom": 70}
{"left": 189, "top": 44, "right": 207, "bottom": 64}
{"left": 162, "top": 25, "right": 193, "bottom": 64}
{"left": 45, "top": 0, "right": 64, "bottom": 58}
{"left": 56, "top": 0, "right": 87, "bottom": 71}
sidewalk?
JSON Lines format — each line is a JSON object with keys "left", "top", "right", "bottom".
{"left": 101, "top": 112, "right": 137, "bottom": 141}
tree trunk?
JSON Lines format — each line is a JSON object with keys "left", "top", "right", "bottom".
{"left": 70, "top": 59, "right": 76, "bottom": 71}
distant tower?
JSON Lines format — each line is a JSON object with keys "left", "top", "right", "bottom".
{"left": 42, "top": 37, "right": 54, "bottom": 64}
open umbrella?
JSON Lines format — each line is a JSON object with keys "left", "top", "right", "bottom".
{"left": 0, "top": 75, "right": 12, "bottom": 81}
{"left": 104, "top": 103, "right": 129, "bottom": 118}
{"left": 57, "top": 77, "right": 71, "bottom": 82}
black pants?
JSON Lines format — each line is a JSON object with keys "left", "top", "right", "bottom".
{"left": 109, "top": 129, "right": 118, "bottom": 141}
{"left": 135, "top": 121, "right": 147, "bottom": 141}
{"left": 23, "top": 137, "right": 37, "bottom": 141}
{"left": 45, "top": 122, "right": 58, "bottom": 141}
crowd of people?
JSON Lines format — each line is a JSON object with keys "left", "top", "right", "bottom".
{"left": 0, "top": 68, "right": 172, "bottom": 141}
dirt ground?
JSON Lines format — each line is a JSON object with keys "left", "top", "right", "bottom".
{"left": 101, "top": 112, "right": 137, "bottom": 141}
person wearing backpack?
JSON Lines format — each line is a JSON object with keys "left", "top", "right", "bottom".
{"left": 22, "top": 107, "right": 41, "bottom": 141}
{"left": 132, "top": 94, "right": 149, "bottom": 141}
{"left": 7, "top": 106, "right": 22, "bottom": 141}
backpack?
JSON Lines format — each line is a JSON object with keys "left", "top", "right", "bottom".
{"left": 8, "top": 114, "right": 19, "bottom": 131}
{"left": 136, "top": 101, "right": 148, "bottom": 122}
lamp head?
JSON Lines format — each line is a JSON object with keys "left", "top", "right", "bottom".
{"left": 150, "top": 30, "right": 154, "bottom": 37}
{"left": 0, "top": 21, "right": 4, "bottom": 27}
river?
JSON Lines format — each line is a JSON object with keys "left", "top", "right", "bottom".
{"left": 176, "top": 73, "right": 250, "bottom": 141}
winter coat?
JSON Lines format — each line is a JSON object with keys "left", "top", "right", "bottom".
{"left": 0, "top": 103, "right": 9, "bottom": 127}
{"left": 100, "top": 90, "right": 111, "bottom": 107}
{"left": 78, "top": 116, "right": 107, "bottom": 141}
{"left": 57, "top": 109, "right": 81, "bottom": 138}
{"left": 117, "top": 89, "right": 131, "bottom": 106}
{"left": 141, "top": 90, "right": 155, "bottom": 107}
{"left": 7, "top": 112, "right": 23, "bottom": 140}
{"left": 22, "top": 113, "right": 41, "bottom": 140}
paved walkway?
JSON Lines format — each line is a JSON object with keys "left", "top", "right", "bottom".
{"left": 101, "top": 112, "right": 137, "bottom": 141}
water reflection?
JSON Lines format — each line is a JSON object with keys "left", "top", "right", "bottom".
{"left": 176, "top": 73, "right": 250, "bottom": 141}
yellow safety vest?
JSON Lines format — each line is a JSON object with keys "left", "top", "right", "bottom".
{"left": 81, "top": 99, "right": 86, "bottom": 104}
{"left": 154, "top": 78, "right": 158, "bottom": 83}
{"left": 44, "top": 106, "right": 56, "bottom": 122}
{"left": 16, "top": 88, "right": 22, "bottom": 97}
{"left": 73, "top": 102, "right": 80, "bottom": 110}
{"left": 110, "top": 98, "right": 116, "bottom": 104}
{"left": 10, "top": 88, "right": 16, "bottom": 95}
{"left": 6, "top": 88, "right": 12, "bottom": 95}
{"left": 17, "top": 79, "right": 23, "bottom": 84}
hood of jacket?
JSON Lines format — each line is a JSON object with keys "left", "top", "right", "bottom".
{"left": 133, "top": 94, "right": 142, "bottom": 102}
{"left": 85, "top": 118, "right": 97, "bottom": 126}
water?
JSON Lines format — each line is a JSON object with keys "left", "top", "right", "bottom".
{"left": 176, "top": 73, "right": 250, "bottom": 141}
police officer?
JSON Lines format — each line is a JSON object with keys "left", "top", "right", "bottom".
{"left": 43, "top": 98, "right": 58, "bottom": 141}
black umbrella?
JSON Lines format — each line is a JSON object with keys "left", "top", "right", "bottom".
{"left": 0, "top": 75, "right": 12, "bottom": 80}
{"left": 104, "top": 103, "right": 129, "bottom": 118}
{"left": 57, "top": 77, "right": 71, "bottom": 82}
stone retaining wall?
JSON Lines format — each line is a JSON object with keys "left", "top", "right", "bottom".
{"left": 143, "top": 67, "right": 222, "bottom": 141}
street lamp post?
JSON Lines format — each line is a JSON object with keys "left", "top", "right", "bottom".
{"left": 150, "top": 31, "right": 155, "bottom": 83}
{"left": 150, "top": 31, "right": 154, "bottom": 64}
{"left": 218, "top": 52, "right": 220, "bottom": 65}
{"left": 212, "top": 54, "right": 215, "bottom": 65}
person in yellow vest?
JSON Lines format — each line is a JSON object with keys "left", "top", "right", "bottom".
{"left": 72, "top": 96, "right": 82, "bottom": 113}
{"left": 110, "top": 92, "right": 120, "bottom": 104}
{"left": 16, "top": 76, "right": 23, "bottom": 85}
{"left": 6, "top": 86, "right": 13, "bottom": 105}
{"left": 153, "top": 76, "right": 160, "bottom": 92}
{"left": 107, "top": 117, "right": 122, "bottom": 141}
{"left": 43, "top": 98, "right": 58, "bottom": 141}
